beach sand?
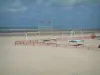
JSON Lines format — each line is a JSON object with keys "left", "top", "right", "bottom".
{"left": 0, "top": 34, "right": 100, "bottom": 75}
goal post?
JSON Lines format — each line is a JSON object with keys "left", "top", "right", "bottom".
{"left": 61, "top": 29, "right": 85, "bottom": 40}
{"left": 38, "top": 20, "right": 53, "bottom": 35}
{"left": 69, "top": 29, "right": 84, "bottom": 40}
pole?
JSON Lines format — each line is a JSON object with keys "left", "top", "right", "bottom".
{"left": 25, "top": 32, "right": 27, "bottom": 40}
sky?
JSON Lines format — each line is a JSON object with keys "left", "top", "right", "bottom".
{"left": 0, "top": 0, "right": 100, "bottom": 29}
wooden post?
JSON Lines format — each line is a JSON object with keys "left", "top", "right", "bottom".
{"left": 98, "top": 45, "right": 100, "bottom": 48}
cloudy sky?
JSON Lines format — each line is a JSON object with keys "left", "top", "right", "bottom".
{"left": 0, "top": 0, "right": 100, "bottom": 29}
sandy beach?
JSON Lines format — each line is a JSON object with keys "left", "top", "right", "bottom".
{"left": 0, "top": 33, "right": 100, "bottom": 75}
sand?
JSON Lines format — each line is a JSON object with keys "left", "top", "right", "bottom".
{"left": 0, "top": 34, "right": 100, "bottom": 75}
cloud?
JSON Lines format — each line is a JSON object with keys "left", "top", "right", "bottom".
{"left": 39, "top": 0, "right": 100, "bottom": 5}
{"left": 5, "top": 6, "right": 27, "bottom": 12}
{"left": 56, "top": 0, "right": 81, "bottom": 4}
{"left": 1, "top": 0, "right": 28, "bottom": 12}
{"left": 5, "top": 5, "right": 28, "bottom": 12}
{"left": 1, "top": 0, "right": 100, "bottom": 12}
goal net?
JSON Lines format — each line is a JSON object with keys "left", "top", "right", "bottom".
{"left": 38, "top": 20, "right": 53, "bottom": 35}
{"left": 61, "top": 29, "right": 84, "bottom": 40}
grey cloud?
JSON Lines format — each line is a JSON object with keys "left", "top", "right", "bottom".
{"left": 1, "top": 0, "right": 28, "bottom": 12}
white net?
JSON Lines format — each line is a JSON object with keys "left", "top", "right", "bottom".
{"left": 61, "top": 29, "right": 84, "bottom": 40}
{"left": 38, "top": 20, "right": 53, "bottom": 35}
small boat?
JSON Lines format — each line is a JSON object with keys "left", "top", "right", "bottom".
{"left": 69, "top": 40, "right": 84, "bottom": 42}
